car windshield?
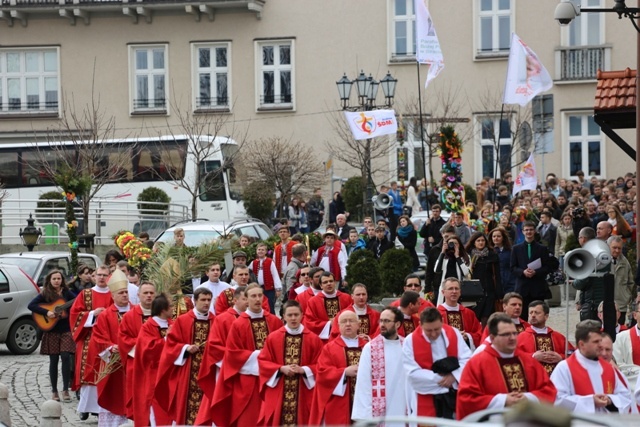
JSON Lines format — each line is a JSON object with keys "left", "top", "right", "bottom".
{"left": 157, "top": 230, "right": 222, "bottom": 247}
{"left": 0, "top": 257, "right": 41, "bottom": 278}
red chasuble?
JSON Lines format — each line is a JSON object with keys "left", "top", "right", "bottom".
{"left": 516, "top": 326, "right": 573, "bottom": 375}
{"left": 210, "top": 312, "right": 283, "bottom": 427}
{"left": 155, "top": 310, "right": 214, "bottom": 426}
{"left": 390, "top": 297, "right": 435, "bottom": 313}
{"left": 90, "top": 304, "right": 128, "bottom": 417}
{"left": 398, "top": 314, "right": 421, "bottom": 337}
{"left": 118, "top": 305, "right": 149, "bottom": 419}
{"left": 257, "top": 326, "right": 324, "bottom": 426}
{"left": 214, "top": 288, "right": 270, "bottom": 315}
{"left": 195, "top": 308, "right": 242, "bottom": 426}
{"left": 69, "top": 288, "right": 113, "bottom": 390}
{"left": 456, "top": 346, "right": 557, "bottom": 419}
{"left": 629, "top": 328, "right": 640, "bottom": 365}
{"left": 132, "top": 317, "right": 173, "bottom": 427}
{"left": 481, "top": 319, "right": 530, "bottom": 342}
{"left": 295, "top": 287, "right": 318, "bottom": 313}
{"left": 303, "top": 292, "right": 353, "bottom": 340}
{"left": 566, "top": 353, "right": 616, "bottom": 395}
{"left": 329, "top": 305, "right": 381, "bottom": 340}
{"left": 308, "top": 336, "right": 367, "bottom": 426}
{"left": 437, "top": 304, "right": 482, "bottom": 347}
{"left": 411, "top": 324, "right": 459, "bottom": 417}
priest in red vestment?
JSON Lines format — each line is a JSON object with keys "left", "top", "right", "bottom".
{"left": 437, "top": 278, "right": 482, "bottom": 348}
{"left": 214, "top": 265, "right": 270, "bottom": 315}
{"left": 517, "top": 300, "right": 572, "bottom": 376}
{"left": 295, "top": 267, "right": 323, "bottom": 313}
{"left": 195, "top": 286, "right": 248, "bottom": 426}
{"left": 258, "top": 300, "right": 324, "bottom": 426}
{"left": 118, "top": 282, "right": 155, "bottom": 420}
{"left": 310, "top": 230, "right": 347, "bottom": 282}
{"left": 132, "top": 294, "right": 173, "bottom": 427}
{"left": 330, "top": 283, "right": 380, "bottom": 340}
{"left": 210, "top": 284, "right": 283, "bottom": 427}
{"left": 69, "top": 265, "right": 113, "bottom": 418}
{"left": 309, "top": 311, "right": 367, "bottom": 425}
{"left": 89, "top": 270, "right": 131, "bottom": 426}
{"left": 394, "top": 291, "right": 421, "bottom": 337}
{"left": 390, "top": 273, "right": 435, "bottom": 313}
{"left": 480, "top": 292, "right": 530, "bottom": 341}
{"left": 457, "top": 314, "right": 557, "bottom": 420}
{"left": 304, "top": 271, "right": 352, "bottom": 341}
{"left": 403, "top": 307, "right": 472, "bottom": 420}
{"left": 154, "top": 287, "right": 214, "bottom": 425}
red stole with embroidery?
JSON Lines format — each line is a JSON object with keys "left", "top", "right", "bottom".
{"left": 566, "top": 353, "right": 616, "bottom": 395}
{"left": 629, "top": 328, "right": 640, "bottom": 365}
{"left": 370, "top": 335, "right": 403, "bottom": 417}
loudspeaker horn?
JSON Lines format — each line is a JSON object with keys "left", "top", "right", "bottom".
{"left": 372, "top": 194, "right": 391, "bottom": 210}
{"left": 581, "top": 239, "right": 613, "bottom": 270}
{"left": 563, "top": 248, "right": 596, "bottom": 280}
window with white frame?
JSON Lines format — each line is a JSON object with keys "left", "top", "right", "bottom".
{"left": 476, "top": 0, "right": 512, "bottom": 56}
{"left": 390, "top": 0, "right": 416, "bottom": 59}
{"left": 130, "top": 45, "right": 167, "bottom": 112}
{"left": 193, "top": 43, "right": 230, "bottom": 110}
{"left": 257, "top": 40, "right": 294, "bottom": 109}
{"left": 479, "top": 116, "right": 512, "bottom": 180}
{"left": 568, "top": 0, "right": 602, "bottom": 47}
{"left": 567, "top": 114, "right": 603, "bottom": 177}
{"left": 0, "top": 48, "right": 59, "bottom": 114}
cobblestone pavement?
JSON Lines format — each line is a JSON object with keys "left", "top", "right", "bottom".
{"left": 0, "top": 302, "right": 580, "bottom": 426}
{"left": 0, "top": 344, "right": 97, "bottom": 427}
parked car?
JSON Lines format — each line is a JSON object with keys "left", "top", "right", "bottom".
{"left": 155, "top": 218, "right": 274, "bottom": 247}
{"left": 0, "top": 264, "right": 41, "bottom": 354}
{"left": 394, "top": 209, "right": 451, "bottom": 269}
{"left": 0, "top": 252, "right": 101, "bottom": 288}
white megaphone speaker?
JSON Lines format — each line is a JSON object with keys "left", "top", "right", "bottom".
{"left": 563, "top": 239, "right": 612, "bottom": 280}
{"left": 372, "top": 194, "right": 391, "bottom": 210}
{"left": 563, "top": 249, "right": 595, "bottom": 280}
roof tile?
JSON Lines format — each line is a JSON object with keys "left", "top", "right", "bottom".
{"left": 595, "top": 68, "right": 636, "bottom": 112}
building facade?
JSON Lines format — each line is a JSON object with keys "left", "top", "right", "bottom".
{"left": 0, "top": 0, "right": 636, "bottom": 201}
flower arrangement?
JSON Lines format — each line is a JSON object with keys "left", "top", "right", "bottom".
{"left": 438, "top": 126, "right": 465, "bottom": 213}
{"left": 114, "top": 230, "right": 136, "bottom": 251}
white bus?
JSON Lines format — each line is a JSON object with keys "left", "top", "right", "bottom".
{"left": 0, "top": 135, "right": 245, "bottom": 244}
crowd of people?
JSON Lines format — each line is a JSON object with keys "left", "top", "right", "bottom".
{"left": 26, "top": 168, "right": 640, "bottom": 425}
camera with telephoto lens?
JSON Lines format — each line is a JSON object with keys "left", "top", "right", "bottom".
{"left": 572, "top": 207, "right": 585, "bottom": 219}
{"left": 447, "top": 241, "right": 456, "bottom": 250}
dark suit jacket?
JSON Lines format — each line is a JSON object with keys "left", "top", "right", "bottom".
{"left": 536, "top": 223, "right": 557, "bottom": 254}
{"left": 337, "top": 225, "right": 354, "bottom": 240}
{"left": 510, "top": 241, "right": 552, "bottom": 300}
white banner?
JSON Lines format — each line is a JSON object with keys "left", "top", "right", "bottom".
{"left": 503, "top": 33, "right": 553, "bottom": 106}
{"left": 415, "top": 0, "right": 444, "bottom": 88}
{"left": 512, "top": 152, "right": 538, "bottom": 196}
{"left": 344, "top": 109, "right": 398, "bottom": 141}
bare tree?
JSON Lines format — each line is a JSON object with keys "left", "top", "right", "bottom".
{"left": 325, "top": 110, "right": 393, "bottom": 214}
{"left": 400, "top": 83, "right": 472, "bottom": 182}
{"left": 29, "top": 91, "right": 133, "bottom": 234}
{"left": 150, "top": 97, "right": 249, "bottom": 220}
{"left": 242, "top": 136, "right": 325, "bottom": 218}
{"left": 474, "top": 88, "right": 535, "bottom": 183}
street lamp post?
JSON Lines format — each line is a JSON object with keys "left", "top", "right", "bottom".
{"left": 336, "top": 70, "right": 397, "bottom": 216}
{"left": 19, "top": 213, "right": 42, "bottom": 252}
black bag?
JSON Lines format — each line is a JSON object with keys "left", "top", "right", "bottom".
{"left": 460, "top": 279, "right": 484, "bottom": 302}
{"left": 431, "top": 356, "right": 460, "bottom": 374}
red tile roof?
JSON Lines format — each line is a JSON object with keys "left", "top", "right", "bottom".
{"left": 594, "top": 68, "right": 636, "bottom": 112}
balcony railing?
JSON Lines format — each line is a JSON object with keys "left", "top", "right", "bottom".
{"left": 555, "top": 46, "right": 611, "bottom": 82}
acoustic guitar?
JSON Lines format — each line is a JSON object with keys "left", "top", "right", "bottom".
{"left": 33, "top": 298, "right": 76, "bottom": 332}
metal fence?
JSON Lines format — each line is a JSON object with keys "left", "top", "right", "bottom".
{"left": 0, "top": 198, "right": 189, "bottom": 245}
{"left": 557, "top": 46, "right": 607, "bottom": 81}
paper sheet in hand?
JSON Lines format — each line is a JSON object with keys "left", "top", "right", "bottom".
{"left": 527, "top": 258, "right": 541, "bottom": 270}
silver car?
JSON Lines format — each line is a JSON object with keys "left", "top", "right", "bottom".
{"left": 156, "top": 218, "right": 273, "bottom": 247}
{"left": 0, "top": 264, "right": 41, "bottom": 354}
{"left": 0, "top": 251, "right": 101, "bottom": 288}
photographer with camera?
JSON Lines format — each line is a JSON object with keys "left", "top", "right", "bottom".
{"left": 433, "top": 235, "right": 470, "bottom": 306}
{"left": 570, "top": 206, "right": 592, "bottom": 238}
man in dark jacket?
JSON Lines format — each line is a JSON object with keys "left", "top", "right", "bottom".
{"left": 536, "top": 211, "right": 557, "bottom": 254}
{"left": 510, "top": 221, "right": 552, "bottom": 310}
{"left": 307, "top": 188, "right": 325, "bottom": 232}
{"left": 367, "top": 225, "right": 394, "bottom": 260}
{"left": 419, "top": 204, "right": 447, "bottom": 258}
{"left": 424, "top": 225, "right": 456, "bottom": 303}
{"left": 572, "top": 227, "right": 605, "bottom": 321}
